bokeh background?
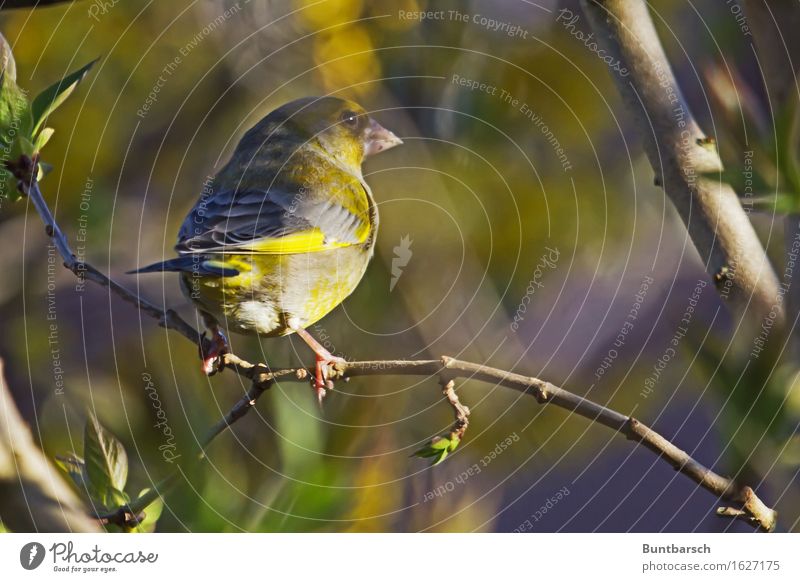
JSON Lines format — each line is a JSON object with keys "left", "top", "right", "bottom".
{"left": 1, "top": 0, "right": 798, "bottom": 532}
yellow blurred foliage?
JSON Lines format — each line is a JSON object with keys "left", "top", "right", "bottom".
{"left": 313, "top": 25, "right": 380, "bottom": 96}
{"left": 294, "top": 0, "right": 364, "bottom": 29}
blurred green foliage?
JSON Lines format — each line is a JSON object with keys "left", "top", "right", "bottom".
{"left": 0, "top": 0, "right": 798, "bottom": 532}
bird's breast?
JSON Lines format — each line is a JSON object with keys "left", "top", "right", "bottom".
{"left": 183, "top": 245, "right": 373, "bottom": 336}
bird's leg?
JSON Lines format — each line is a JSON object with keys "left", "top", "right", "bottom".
{"left": 199, "top": 313, "right": 229, "bottom": 375}
{"left": 292, "top": 326, "right": 346, "bottom": 403}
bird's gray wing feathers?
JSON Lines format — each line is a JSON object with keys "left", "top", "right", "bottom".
{"left": 175, "top": 187, "right": 367, "bottom": 254}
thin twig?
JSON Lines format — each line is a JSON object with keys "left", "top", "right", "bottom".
{"left": 439, "top": 377, "right": 470, "bottom": 443}
{"left": 11, "top": 162, "right": 201, "bottom": 344}
{"left": 16, "top": 170, "right": 778, "bottom": 532}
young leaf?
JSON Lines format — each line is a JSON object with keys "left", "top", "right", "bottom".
{"left": 0, "top": 70, "right": 32, "bottom": 147}
{"left": 0, "top": 68, "right": 33, "bottom": 203}
{"left": 431, "top": 449, "right": 448, "bottom": 466}
{"left": 84, "top": 413, "right": 128, "bottom": 507}
{"left": 412, "top": 446, "right": 441, "bottom": 458}
{"left": 31, "top": 58, "right": 97, "bottom": 136}
{"left": 55, "top": 453, "right": 90, "bottom": 491}
{"left": 749, "top": 192, "right": 800, "bottom": 215}
{"left": 777, "top": 92, "right": 800, "bottom": 195}
{"left": 0, "top": 168, "right": 15, "bottom": 202}
{"left": 132, "top": 489, "right": 164, "bottom": 533}
{"left": 9, "top": 133, "right": 35, "bottom": 159}
{"left": 38, "top": 161, "right": 53, "bottom": 179}
{"left": 107, "top": 486, "right": 130, "bottom": 509}
{"left": 413, "top": 436, "right": 459, "bottom": 466}
{"left": 33, "top": 126, "right": 54, "bottom": 151}
{"left": 430, "top": 436, "right": 451, "bottom": 450}
{"left": 0, "top": 32, "right": 16, "bottom": 82}
{"left": 55, "top": 452, "right": 113, "bottom": 509}
{"left": 447, "top": 436, "right": 460, "bottom": 452}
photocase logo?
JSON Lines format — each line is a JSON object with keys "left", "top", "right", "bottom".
{"left": 19, "top": 542, "right": 46, "bottom": 570}
{"left": 390, "top": 234, "right": 413, "bottom": 292}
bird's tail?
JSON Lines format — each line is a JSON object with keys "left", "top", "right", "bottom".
{"left": 126, "top": 256, "right": 240, "bottom": 277}
{"left": 126, "top": 256, "right": 200, "bottom": 275}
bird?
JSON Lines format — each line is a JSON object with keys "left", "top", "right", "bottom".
{"left": 129, "top": 96, "right": 402, "bottom": 402}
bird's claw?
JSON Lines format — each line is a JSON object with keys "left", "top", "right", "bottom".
{"left": 313, "top": 353, "right": 345, "bottom": 404}
{"left": 199, "top": 329, "right": 229, "bottom": 376}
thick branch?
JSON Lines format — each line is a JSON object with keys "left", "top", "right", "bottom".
{"left": 0, "top": 359, "right": 100, "bottom": 532}
{"left": 0, "top": 0, "right": 74, "bottom": 9}
{"left": 16, "top": 173, "right": 777, "bottom": 532}
{"left": 741, "top": 1, "right": 800, "bottom": 360}
{"left": 581, "top": 0, "right": 782, "bottom": 326}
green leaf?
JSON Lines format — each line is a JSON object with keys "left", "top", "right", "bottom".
{"left": 748, "top": 192, "right": 800, "bottom": 215}
{"left": 0, "top": 32, "right": 15, "bottom": 82}
{"left": 38, "top": 161, "right": 53, "bottom": 179}
{"left": 777, "top": 92, "right": 800, "bottom": 194}
{"left": 430, "top": 436, "right": 450, "bottom": 450}
{"left": 0, "top": 168, "right": 16, "bottom": 203}
{"left": 413, "top": 435, "right": 460, "bottom": 466}
{"left": 84, "top": 413, "right": 128, "bottom": 508}
{"left": 132, "top": 489, "right": 164, "bottom": 533}
{"left": 31, "top": 58, "right": 97, "bottom": 137}
{"left": 55, "top": 452, "right": 116, "bottom": 510}
{"left": 33, "top": 126, "right": 54, "bottom": 151}
{"left": 413, "top": 447, "right": 441, "bottom": 458}
{"left": 431, "top": 449, "right": 449, "bottom": 466}
{"left": 55, "top": 452, "right": 91, "bottom": 492}
{"left": 108, "top": 486, "right": 130, "bottom": 508}
{"left": 0, "top": 71, "right": 32, "bottom": 151}
{"left": 0, "top": 67, "right": 32, "bottom": 204}
{"left": 447, "top": 436, "right": 460, "bottom": 452}
{"left": 9, "top": 133, "right": 35, "bottom": 159}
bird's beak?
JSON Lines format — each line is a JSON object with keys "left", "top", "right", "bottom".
{"left": 364, "top": 118, "right": 403, "bottom": 157}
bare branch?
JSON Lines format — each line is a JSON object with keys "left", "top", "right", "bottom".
{"left": 14, "top": 161, "right": 201, "bottom": 344}
{"left": 580, "top": 0, "right": 782, "bottom": 325}
{"left": 16, "top": 167, "right": 777, "bottom": 532}
{"left": 99, "top": 349, "right": 780, "bottom": 532}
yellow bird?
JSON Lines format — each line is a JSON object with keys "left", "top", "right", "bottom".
{"left": 130, "top": 97, "right": 402, "bottom": 401}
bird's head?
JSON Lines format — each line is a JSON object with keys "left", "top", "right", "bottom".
{"left": 266, "top": 96, "right": 403, "bottom": 169}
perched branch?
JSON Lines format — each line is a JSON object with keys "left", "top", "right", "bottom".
{"left": 15, "top": 167, "right": 778, "bottom": 531}
{"left": 0, "top": 359, "right": 100, "bottom": 532}
{"left": 223, "top": 355, "right": 782, "bottom": 531}
{"left": 581, "top": 0, "right": 783, "bottom": 326}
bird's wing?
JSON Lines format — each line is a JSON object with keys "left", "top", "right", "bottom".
{"left": 175, "top": 182, "right": 372, "bottom": 255}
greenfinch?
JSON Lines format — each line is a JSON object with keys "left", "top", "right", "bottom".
{"left": 130, "top": 96, "right": 402, "bottom": 400}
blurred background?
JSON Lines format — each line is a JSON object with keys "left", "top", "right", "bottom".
{"left": 1, "top": 0, "right": 798, "bottom": 532}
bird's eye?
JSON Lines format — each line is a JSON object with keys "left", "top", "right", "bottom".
{"left": 340, "top": 110, "right": 359, "bottom": 127}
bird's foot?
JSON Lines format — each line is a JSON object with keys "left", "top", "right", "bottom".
{"left": 290, "top": 325, "right": 346, "bottom": 404}
{"left": 199, "top": 329, "right": 229, "bottom": 375}
{"left": 313, "top": 350, "right": 346, "bottom": 404}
